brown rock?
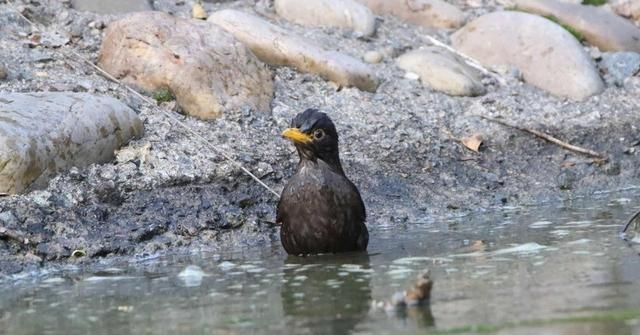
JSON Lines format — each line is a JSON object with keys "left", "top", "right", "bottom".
{"left": 209, "top": 9, "right": 378, "bottom": 92}
{"left": 396, "top": 47, "right": 486, "bottom": 97}
{"left": 98, "top": 11, "right": 273, "bottom": 119}
{"left": 0, "top": 92, "right": 143, "bottom": 194}
{"left": 452, "top": 11, "right": 604, "bottom": 100}
{"left": 611, "top": 0, "right": 640, "bottom": 22}
{"left": 275, "top": 0, "right": 376, "bottom": 36}
{"left": 514, "top": 0, "right": 640, "bottom": 52}
{"left": 354, "top": 0, "right": 464, "bottom": 29}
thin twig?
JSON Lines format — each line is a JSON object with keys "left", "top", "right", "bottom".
{"left": 424, "top": 35, "right": 506, "bottom": 86}
{"left": 623, "top": 210, "right": 640, "bottom": 234}
{"left": 7, "top": 1, "right": 280, "bottom": 199}
{"left": 479, "top": 116, "right": 608, "bottom": 161}
{"left": 0, "top": 227, "right": 34, "bottom": 245}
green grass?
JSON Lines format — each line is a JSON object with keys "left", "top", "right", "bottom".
{"left": 582, "top": 0, "right": 607, "bottom": 5}
{"left": 152, "top": 88, "right": 174, "bottom": 103}
{"left": 543, "top": 15, "right": 585, "bottom": 42}
{"left": 507, "top": 7, "right": 585, "bottom": 42}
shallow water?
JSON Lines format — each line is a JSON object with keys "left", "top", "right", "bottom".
{"left": 2, "top": 191, "right": 640, "bottom": 335}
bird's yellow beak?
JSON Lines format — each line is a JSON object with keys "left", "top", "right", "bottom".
{"left": 282, "top": 128, "right": 313, "bottom": 144}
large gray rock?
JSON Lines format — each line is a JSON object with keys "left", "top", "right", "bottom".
{"left": 275, "top": 0, "right": 376, "bottom": 37}
{"left": 451, "top": 11, "right": 604, "bottom": 100}
{"left": 0, "top": 92, "right": 143, "bottom": 194}
{"left": 514, "top": 0, "right": 640, "bottom": 52}
{"left": 71, "top": 0, "right": 152, "bottom": 14}
{"left": 354, "top": 0, "right": 464, "bottom": 29}
{"left": 209, "top": 9, "right": 378, "bottom": 92}
{"left": 98, "top": 11, "right": 273, "bottom": 120}
{"left": 397, "top": 47, "right": 485, "bottom": 96}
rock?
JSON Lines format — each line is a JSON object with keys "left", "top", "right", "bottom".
{"left": 611, "top": 0, "right": 640, "bottom": 22}
{"left": 514, "top": 0, "right": 640, "bottom": 52}
{"left": 209, "top": 9, "right": 378, "bottom": 92}
{"left": 0, "top": 64, "right": 7, "bottom": 80}
{"left": 363, "top": 50, "right": 383, "bottom": 64}
{"left": 98, "top": 11, "right": 273, "bottom": 119}
{"left": 599, "top": 52, "right": 640, "bottom": 86}
{"left": 274, "top": 0, "right": 376, "bottom": 37}
{"left": 396, "top": 47, "right": 486, "bottom": 96}
{"left": 353, "top": 0, "right": 464, "bottom": 29}
{"left": 451, "top": 11, "right": 604, "bottom": 100}
{"left": 71, "top": 0, "right": 152, "bottom": 14}
{"left": 0, "top": 92, "right": 143, "bottom": 194}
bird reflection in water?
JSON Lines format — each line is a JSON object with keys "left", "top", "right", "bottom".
{"left": 280, "top": 252, "right": 372, "bottom": 334}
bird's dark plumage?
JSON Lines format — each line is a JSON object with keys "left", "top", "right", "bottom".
{"left": 277, "top": 109, "right": 368, "bottom": 255}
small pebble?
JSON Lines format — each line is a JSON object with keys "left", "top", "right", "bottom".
{"left": 363, "top": 50, "right": 383, "bottom": 64}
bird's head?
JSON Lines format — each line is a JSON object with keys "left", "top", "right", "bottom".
{"left": 282, "top": 109, "right": 343, "bottom": 172}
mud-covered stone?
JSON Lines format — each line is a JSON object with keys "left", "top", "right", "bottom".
{"left": 98, "top": 11, "right": 274, "bottom": 119}
{"left": 0, "top": 92, "right": 143, "bottom": 194}
{"left": 209, "top": 9, "right": 378, "bottom": 92}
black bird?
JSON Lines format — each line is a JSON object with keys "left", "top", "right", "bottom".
{"left": 277, "top": 109, "right": 368, "bottom": 255}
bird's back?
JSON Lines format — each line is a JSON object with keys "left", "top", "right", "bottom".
{"left": 277, "top": 160, "right": 368, "bottom": 255}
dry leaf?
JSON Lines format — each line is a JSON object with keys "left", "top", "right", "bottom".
{"left": 192, "top": 2, "right": 207, "bottom": 20}
{"left": 461, "top": 133, "right": 483, "bottom": 152}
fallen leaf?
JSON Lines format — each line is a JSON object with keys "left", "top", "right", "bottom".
{"left": 461, "top": 133, "right": 483, "bottom": 152}
{"left": 192, "top": 2, "right": 207, "bottom": 20}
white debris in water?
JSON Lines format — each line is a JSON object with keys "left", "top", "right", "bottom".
{"left": 551, "top": 229, "right": 570, "bottom": 237}
{"left": 572, "top": 250, "right": 591, "bottom": 255}
{"left": 567, "top": 239, "right": 592, "bottom": 245}
{"left": 611, "top": 197, "right": 632, "bottom": 204}
{"left": 529, "top": 220, "right": 553, "bottom": 228}
{"left": 337, "top": 272, "right": 349, "bottom": 277}
{"left": 177, "top": 265, "right": 206, "bottom": 288}
{"left": 83, "top": 276, "right": 137, "bottom": 282}
{"left": 386, "top": 268, "right": 413, "bottom": 278}
{"left": 492, "top": 243, "right": 547, "bottom": 255}
{"left": 452, "top": 242, "right": 548, "bottom": 258}
{"left": 293, "top": 275, "right": 308, "bottom": 281}
{"left": 218, "top": 261, "right": 236, "bottom": 271}
{"left": 340, "top": 264, "right": 374, "bottom": 273}
{"left": 237, "top": 264, "right": 266, "bottom": 273}
{"left": 533, "top": 261, "right": 545, "bottom": 266}
{"left": 42, "top": 277, "right": 66, "bottom": 284}
{"left": 561, "top": 220, "right": 593, "bottom": 228}
{"left": 227, "top": 284, "right": 243, "bottom": 290}
{"left": 326, "top": 279, "right": 343, "bottom": 287}
{"left": 293, "top": 292, "right": 305, "bottom": 299}
{"left": 392, "top": 256, "right": 451, "bottom": 265}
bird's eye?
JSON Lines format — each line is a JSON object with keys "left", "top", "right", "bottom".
{"left": 313, "top": 129, "right": 325, "bottom": 140}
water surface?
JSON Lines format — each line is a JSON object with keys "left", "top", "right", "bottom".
{"left": 2, "top": 191, "right": 640, "bottom": 334}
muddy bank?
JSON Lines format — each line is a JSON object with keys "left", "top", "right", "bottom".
{"left": 1, "top": 0, "right": 640, "bottom": 276}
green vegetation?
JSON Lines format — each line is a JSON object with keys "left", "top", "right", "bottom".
{"left": 582, "top": 0, "right": 607, "bottom": 6}
{"left": 543, "top": 15, "right": 585, "bottom": 42}
{"left": 506, "top": 7, "right": 585, "bottom": 42}
{"left": 152, "top": 87, "right": 175, "bottom": 103}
